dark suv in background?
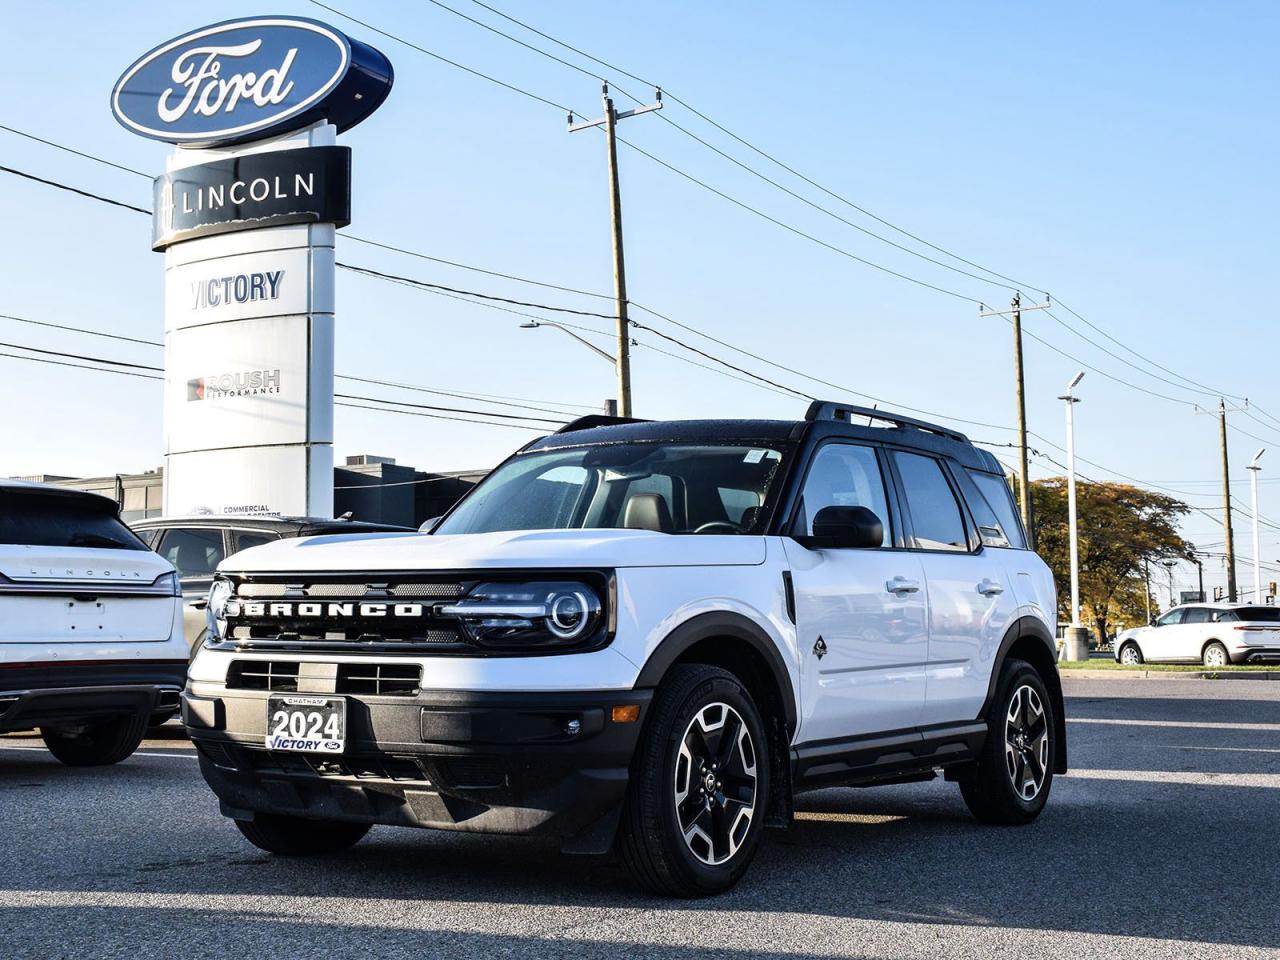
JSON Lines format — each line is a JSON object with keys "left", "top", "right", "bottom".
{"left": 132, "top": 515, "right": 412, "bottom": 656}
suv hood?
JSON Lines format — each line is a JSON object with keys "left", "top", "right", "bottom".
{"left": 218, "top": 528, "right": 768, "bottom": 574}
{"left": 0, "top": 545, "right": 174, "bottom": 585}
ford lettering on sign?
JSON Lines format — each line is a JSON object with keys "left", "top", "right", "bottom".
{"left": 111, "top": 16, "right": 393, "bottom": 147}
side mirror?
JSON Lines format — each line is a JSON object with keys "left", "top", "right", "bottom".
{"left": 801, "top": 505, "right": 884, "bottom": 549}
{"left": 419, "top": 516, "right": 442, "bottom": 533}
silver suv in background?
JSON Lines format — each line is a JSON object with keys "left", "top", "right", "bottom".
{"left": 1115, "top": 602, "right": 1280, "bottom": 666}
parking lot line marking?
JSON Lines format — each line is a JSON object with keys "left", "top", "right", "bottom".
{"left": 0, "top": 745, "right": 197, "bottom": 760}
{"left": 1066, "top": 768, "right": 1280, "bottom": 788}
{"left": 1068, "top": 717, "right": 1280, "bottom": 732}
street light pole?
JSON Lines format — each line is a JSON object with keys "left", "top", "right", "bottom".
{"left": 519, "top": 321, "right": 620, "bottom": 416}
{"left": 1249, "top": 447, "right": 1265, "bottom": 602}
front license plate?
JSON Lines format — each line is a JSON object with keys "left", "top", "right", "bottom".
{"left": 265, "top": 696, "right": 346, "bottom": 753}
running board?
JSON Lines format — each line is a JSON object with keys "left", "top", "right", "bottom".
{"left": 791, "top": 722, "right": 986, "bottom": 790}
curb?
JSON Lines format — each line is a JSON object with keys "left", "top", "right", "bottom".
{"left": 1061, "top": 668, "right": 1280, "bottom": 681}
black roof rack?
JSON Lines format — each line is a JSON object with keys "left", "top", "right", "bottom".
{"left": 804, "top": 400, "right": 969, "bottom": 443}
{"left": 554, "top": 414, "right": 650, "bottom": 434}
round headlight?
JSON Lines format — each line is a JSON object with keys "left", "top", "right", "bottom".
{"left": 547, "top": 590, "right": 590, "bottom": 639}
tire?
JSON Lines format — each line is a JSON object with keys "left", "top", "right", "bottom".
{"left": 235, "top": 813, "right": 371, "bottom": 856}
{"left": 40, "top": 713, "right": 148, "bottom": 766}
{"left": 619, "top": 664, "right": 770, "bottom": 897}
{"left": 1202, "top": 641, "right": 1229, "bottom": 668}
{"left": 1118, "top": 642, "right": 1143, "bottom": 666}
{"left": 959, "top": 658, "right": 1055, "bottom": 825}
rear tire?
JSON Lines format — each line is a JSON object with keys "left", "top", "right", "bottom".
{"left": 1118, "top": 642, "right": 1143, "bottom": 665}
{"left": 235, "top": 813, "right": 370, "bottom": 856}
{"left": 40, "top": 713, "right": 148, "bottom": 766}
{"left": 619, "top": 664, "right": 769, "bottom": 897}
{"left": 1202, "top": 642, "right": 1229, "bottom": 668}
{"left": 959, "top": 658, "right": 1055, "bottom": 825}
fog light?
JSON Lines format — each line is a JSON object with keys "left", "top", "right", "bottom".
{"left": 611, "top": 704, "right": 640, "bottom": 724}
{"left": 564, "top": 719, "right": 582, "bottom": 736}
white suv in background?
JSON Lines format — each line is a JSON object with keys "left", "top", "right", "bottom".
{"left": 1115, "top": 602, "right": 1280, "bottom": 667}
{"left": 186, "top": 403, "right": 1065, "bottom": 896}
{"left": 0, "top": 481, "right": 187, "bottom": 765}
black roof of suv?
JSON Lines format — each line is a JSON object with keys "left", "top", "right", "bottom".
{"left": 132, "top": 515, "right": 414, "bottom": 538}
{"left": 526, "top": 401, "right": 1003, "bottom": 475}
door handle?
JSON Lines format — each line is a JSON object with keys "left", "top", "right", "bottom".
{"left": 886, "top": 576, "right": 920, "bottom": 594}
{"left": 977, "top": 579, "right": 1005, "bottom": 597}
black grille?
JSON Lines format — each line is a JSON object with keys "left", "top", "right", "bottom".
{"left": 222, "top": 575, "right": 473, "bottom": 653}
{"left": 226, "top": 660, "right": 299, "bottom": 691}
{"left": 247, "top": 750, "right": 430, "bottom": 782}
{"left": 336, "top": 662, "right": 421, "bottom": 696}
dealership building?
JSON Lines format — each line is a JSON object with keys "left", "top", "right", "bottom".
{"left": 17, "top": 456, "right": 484, "bottom": 529}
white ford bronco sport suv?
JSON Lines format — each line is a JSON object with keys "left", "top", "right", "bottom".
{"left": 1, "top": 480, "right": 186, "bottom": 764}
{"left": 187, "top": 402, "right": 1065, "bottom": 896}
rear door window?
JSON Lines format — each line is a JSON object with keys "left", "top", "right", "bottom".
{"left": 1181, "top": 607, "right": 1213, "bottom": 624}
{"left": 893, "top": 452, "right": 969, "bottom": 552}
{"left": 157, "top": 528, "right": 226, "bottom": 580}
{"left": 233, "top": 531, "right": 277, "bottom": 553}
{"left": 0, "top": 491, "right": 146, "bottom": 550}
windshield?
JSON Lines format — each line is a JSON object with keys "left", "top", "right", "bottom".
{"left": 436, "top": 442, "right": 788, "bottom": 536}
{"left": 0, "top": 491, "right": 147, "bottom": 550}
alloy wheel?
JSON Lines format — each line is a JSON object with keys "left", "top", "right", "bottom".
{"left": 1004, "top": 684, "right": 1049, "bottom": 802}
{"left": 1204, "top": 645, "right": 1227, "bottom": 667}
{"left": 1120, "top": 645, "right": 1141, "bottom": 665}
{"left": 673, "top": 702, "right": 758, "bottom": 866}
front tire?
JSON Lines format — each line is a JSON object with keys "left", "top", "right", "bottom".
{"left": 619, "top": 664, "right": 769, "bottom": 897}
{"left": 959, "top": 658, "right": 1055, "bottom": 825}
{"left": 235, "top": 813, "right": 370, "bottom": 856}
{"left": 40, "top": 713, "right": 148, "bottom": 766}
{"left": 1118, "top": 642, "right": 1143, "bottom": 665}
{"left": 1202, "top": 642, "right": 1229, "bottom": 668}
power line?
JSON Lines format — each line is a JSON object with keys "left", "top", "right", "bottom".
{"left": 335, "top": 399, "right": 546, "bottom": 431}
{"left": 335, "top": 262, "right": 617, "bottom": 319}
{"left": 334, "top": 391, "right": 565, "bottom": 425}
{"left": 457, "top": 0, "right": 1049, "bottom": 296}
{"left": 0, "top": 123, "right": 150, "bottom": 179}
{"left": 0, "top": 164, "right": 150, "bottom": 215}
{"left": 307, "top": 0, "right": 573, "bottom": 113}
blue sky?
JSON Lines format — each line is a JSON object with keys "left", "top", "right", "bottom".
{"left": 1, "top": 1, "right": 1278, "bottom": 602}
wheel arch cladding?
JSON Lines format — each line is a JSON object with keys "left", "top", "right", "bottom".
{"left": 982, "top": 616, "right": 1068, "bottom": 774}
{"left": 634, "top": 611, "right": 797, "bottom": 826}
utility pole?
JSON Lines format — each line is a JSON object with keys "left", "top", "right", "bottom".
{"left": 569, "top": 84, "right": 662, "bottom": 418}
{"left": 1218, "top": 399, "right": 1238, "bottom": 601}
{"left": 980, "top": 293, "right": 1051, "bottom": 547}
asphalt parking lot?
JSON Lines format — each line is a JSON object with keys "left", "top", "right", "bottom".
{"left": 2, "top": 677, "right": 1277, "bottom": 960}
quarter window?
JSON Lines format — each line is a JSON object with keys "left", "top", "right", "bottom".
{"left": 967, "top": 470, "right": 1026, "bottom": 549}
{"left": 794, "top": 443, "right": 891, "bottom": 544}
{"left": 894, "top": 452, "right": 968, "bottom": 552}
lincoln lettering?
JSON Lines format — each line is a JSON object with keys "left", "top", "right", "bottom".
{"left": 174, "top": 172, "right": 315, "bottom": 215}
{"left": 191, "top": 271, "right": 283, "bottom": 310}
{"left": 157, "top": 41, "right": 297, "bottom": 123}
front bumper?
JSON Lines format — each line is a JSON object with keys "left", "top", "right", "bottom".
{"left": 183, "top": 685, "right": 652, "bottom": 854}
{"left": 0, "top": 660, "right": 187, "bottom": 731}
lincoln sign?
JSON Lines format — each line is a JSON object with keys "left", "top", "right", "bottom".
{"left": 111, "top": 17, "right": 393, "bottom": 518}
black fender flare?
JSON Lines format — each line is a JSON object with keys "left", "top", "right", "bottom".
{"left": 633, "top": 610, "right": 798, "bottom": 738}
{"left": 980, "top": 615, "right": 1068, "bottom": 773}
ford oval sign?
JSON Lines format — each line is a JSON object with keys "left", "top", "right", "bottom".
{"left": 111, "top": 16, "right": 393, "bottom": 147}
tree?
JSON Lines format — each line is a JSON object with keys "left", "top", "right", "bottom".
{"left": 1029, "top": 478, "right": 1193, "bottom": 644}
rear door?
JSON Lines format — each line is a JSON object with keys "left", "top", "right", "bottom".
{"left": 155, "top": 526, "right": 227, "bottom": 652}
{"left": 888, "top": 451, "right": 1021, "bottom": 727}
{"left": 783, "top": 441, "right": 929, "bottom": 741}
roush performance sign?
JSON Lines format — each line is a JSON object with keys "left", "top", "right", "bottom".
{"left": 152, "top": 145, "right": 351, "bottom": 249}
